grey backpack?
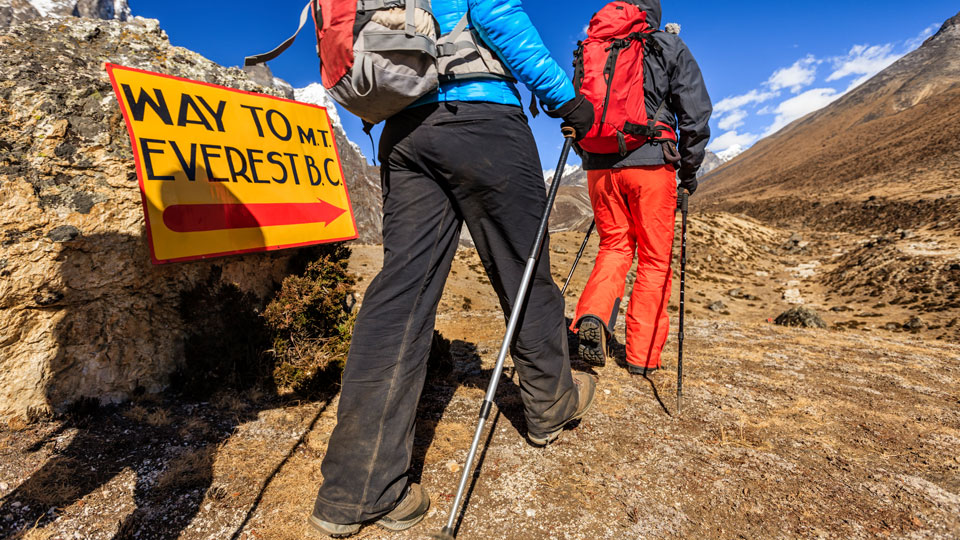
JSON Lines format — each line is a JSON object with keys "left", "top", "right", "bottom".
{"left": 245, "top": 0, "right": 514, "bottom": 125}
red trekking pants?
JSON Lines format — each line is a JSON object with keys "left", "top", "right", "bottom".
{"left": 572, "top": 165, "right": 677, "bottom": 369}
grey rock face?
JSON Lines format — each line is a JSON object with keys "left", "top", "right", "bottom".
{"left": 0, "top": 17, "right": 360, "bottom": 419}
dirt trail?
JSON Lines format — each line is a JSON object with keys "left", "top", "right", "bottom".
{"left": 2, "top": 219, "right": 959, "bottom": 539}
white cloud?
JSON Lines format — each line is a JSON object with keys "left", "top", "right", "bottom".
{"left": 767, "top": 55, "right": 818, "bottom": 93}
{"left": 717, "top": 109, "right": 748, "bottom": 131}
{"left": 763, "top": 88, "right": 840, "bottom": 136}
{"left": 714, "top": 89, "right": 780, "bottom": 114}
{"left": 708, "top": 130, "right": 760, "bottom": 154}
{"left": 827, "top": 43, "right": 900, "bottom": 83}
{"left": 905, "top": 24, "right": 939, "bottom": 50}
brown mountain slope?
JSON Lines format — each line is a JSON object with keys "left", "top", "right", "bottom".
{"left": 700, "top": 12, "right": 960, "bottom": 233}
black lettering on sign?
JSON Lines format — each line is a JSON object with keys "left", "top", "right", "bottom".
{"left": 305, "top": 155, "right": 322, "bottom": 186}
{"left": 283, "top": 153, "right": 301, "bottom": 185}
{"left": 177, "top": 94, "right": 214, "bottom": 131}
{"left": 241, "top": 105, "right": 266, "bottom": 137}
{"left": 123, "top": 85, "right": 173, "bottom": 125}
{"left": 200, "top": 144, "right": 228, "bottom": 182}
{"left": 318, "top": 129, "right": 331, "bottom": 148}
{"left": 224, "top": 146, "right": 251, "bottom": 183}
{"left": 267, "top": 110, "right": 292, "bottom": 141}
{"left": 324, "top": 158, "right": 340, "bottom": 186}
{"left": 247, "top": 149, "right": 269, "bottom": 184}
{"left": 169, "top": 141, "right": 198, "bottom": 181}
{"left": 140, "top": 138, "right": 174, "bottom": 180}
{"left": 298, "top": 126, "right": 317, "bottom": 146}
{"left": 196, "top": 96, "right": 227, "bottom": 132}
{"left": 267, "top": 152, "right": 288, "bottom": 184}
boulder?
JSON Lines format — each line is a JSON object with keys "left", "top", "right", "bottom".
{"left": 774, "top": 307, "right": 827, "bottom": 329}
{"left": 0, "top": 17, "right": 347, "bottom": 420}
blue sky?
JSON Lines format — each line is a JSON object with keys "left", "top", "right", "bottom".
{"left": 131, "top": 1, "right": 958, "bottom": 169}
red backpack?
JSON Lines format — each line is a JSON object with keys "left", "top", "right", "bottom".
{"left": 574, "top": 1, "right": 677, "bottom": 155}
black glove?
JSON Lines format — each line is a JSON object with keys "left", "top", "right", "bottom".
{"left": 678, "top": 171, "right": 698, "bottom": 195}
{"left": 545, "top": 95, "right": 594, "bottom": 141}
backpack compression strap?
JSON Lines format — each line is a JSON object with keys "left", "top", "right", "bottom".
{"left": 436, "top": 13, "right": 516, "bottom": 84}
{"left": 244, "top": 1, "right": 314, "bottom": 67}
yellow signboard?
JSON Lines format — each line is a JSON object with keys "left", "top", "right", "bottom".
{"left": 107, "top": 64, "right": 358, "bottom": 264}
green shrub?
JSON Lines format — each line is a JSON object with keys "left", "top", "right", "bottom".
{"left": 263, "top": 243, "right": 356, "bottom": 395}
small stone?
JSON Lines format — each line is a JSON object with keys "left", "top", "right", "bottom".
{"left": 904, "top": 316, "right": 925, "bottom": 331}
{"left": 47, "top": 225, "right": 81, "bottom": 243}
{"left": 708, "top": 301, "right": 727, "bottom": 312}
{"left": 11, "top": 501, "right": 21, "bottom": 508}
{"left": 0, "top": 482, "right": 7, "bottom": 491}
{"left": 948, "top": 263, "right": 960, "bottom": 272}
{"left": 526, "top": 509, "right": 537, "bottom": 517}
{"left": 774, "top": 307, "right": 826, "bottom": 329}
{"left": 552, "top": 246, "right": 569, "bottom": 255}
{"left": 446, "top": 460, "right": 461, "bottom": 473}
{"left": 727, "top": 288, "right": 743, "bottom": 298}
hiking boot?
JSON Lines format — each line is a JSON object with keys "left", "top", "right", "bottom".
{"left": 627, "top": 364, "right": 658, "bottom": 376}
{"left": 578, "top": 316, "right": 608, "bottom": 367}
{"left": 528, "top": 372, "right": 597, "bottom": 446}
{"left": 376, "top": 483, "right": 430, "bottom": 531}
{"left": 307, "top": 484, "right": 430, "bottom": 538}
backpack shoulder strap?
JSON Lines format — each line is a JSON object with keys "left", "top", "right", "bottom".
{"left": 436, "top": 13, "right": 473, "bottom": 56}
{"left": 244, "top": 1, "right": 314, "bottom": 67}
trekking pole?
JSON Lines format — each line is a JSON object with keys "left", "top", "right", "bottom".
{"left": 677, "top": 189, "right": 689, "bottom": 416}
{"left": 560, "top": 220, "right": 595, "bottom": 297}
{"left": 431, "top": 127, "right": 578, "bottom": 540}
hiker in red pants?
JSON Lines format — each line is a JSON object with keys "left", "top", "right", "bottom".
{"left": 571, "top": 0, "right": 711, "bottom": 375}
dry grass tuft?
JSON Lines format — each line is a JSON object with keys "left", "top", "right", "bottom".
{"left": 146, "top": 408, "right": 172, "bottom": 427}
{"left": 155, "top": 446, "right": 215, "bottom": 493}
{"left": 122, "top": 404, "right": 150, "bottom": 423}
{"left": 21, "top": 528, "right": 55, "bottom": 540}
{"left": 212, "top": 392, "right": 248, "bottom": 412}
{"left": 17, "top": 458, "right": 83, "bottom": 505}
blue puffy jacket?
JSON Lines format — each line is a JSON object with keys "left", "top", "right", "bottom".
{"left": 410, "top": 0, "right": 575, "bottom": 110}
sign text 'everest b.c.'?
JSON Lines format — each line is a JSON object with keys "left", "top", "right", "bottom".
{"left": 107, "top": 64, "right": 357, "bottom": 264}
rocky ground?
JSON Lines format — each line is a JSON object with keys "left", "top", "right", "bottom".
{"left": 2, "top": 212, "right": 959, "bottom": 539}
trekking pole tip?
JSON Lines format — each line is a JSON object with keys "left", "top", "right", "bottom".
{"left": 429, "top": 527, "right": 456, "bottom": 540}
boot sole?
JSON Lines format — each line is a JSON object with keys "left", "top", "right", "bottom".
{"left": 307, "top": 514, "right": 360, "bottom": 538}
{"left": 376, "top": 498, "right": 430, "bottom": 532}
{"left": 578, "top": 319, "right": 607, "bottom": 367}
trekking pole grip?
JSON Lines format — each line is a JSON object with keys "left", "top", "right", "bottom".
{"left": 562, "top": 126, "right": 577, "bottom": 139}
{"left": 680, "top": 191, "right": 689, "bottom": 214}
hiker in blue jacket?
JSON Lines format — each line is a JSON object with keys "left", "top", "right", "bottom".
{"left": 308, "top": 0, "right": 596, "bottom": 536}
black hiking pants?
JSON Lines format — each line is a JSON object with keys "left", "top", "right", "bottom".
{"left": 312, "top": 102, "right": 578, "bottom": 524}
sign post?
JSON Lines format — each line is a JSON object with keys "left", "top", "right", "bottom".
{"left": 107, "top": 64, "right": 358, "bottom": 264}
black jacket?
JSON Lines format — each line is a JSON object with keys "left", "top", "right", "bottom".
{"left": 578, "top": 0, "right": 712, "bottom": 180}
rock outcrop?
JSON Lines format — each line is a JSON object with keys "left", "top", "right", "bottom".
{"left": 0, "top": 16, "right": 360, "bottom": 420}
{"left": 0, "top": 0, "right": 129, "bottom": 28}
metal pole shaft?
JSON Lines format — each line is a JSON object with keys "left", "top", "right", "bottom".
{"left": 677, "top": 191, "right": 688, "bottom": 416}
{"left": 440, "top": 132, "right": 577, "bottom": 537}
{"left": 560, "top": 220, "right": 595, "bottom": 297}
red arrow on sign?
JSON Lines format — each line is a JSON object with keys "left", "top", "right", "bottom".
{"left": 162, "top": 200, "right": 348, "bottom": 233}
